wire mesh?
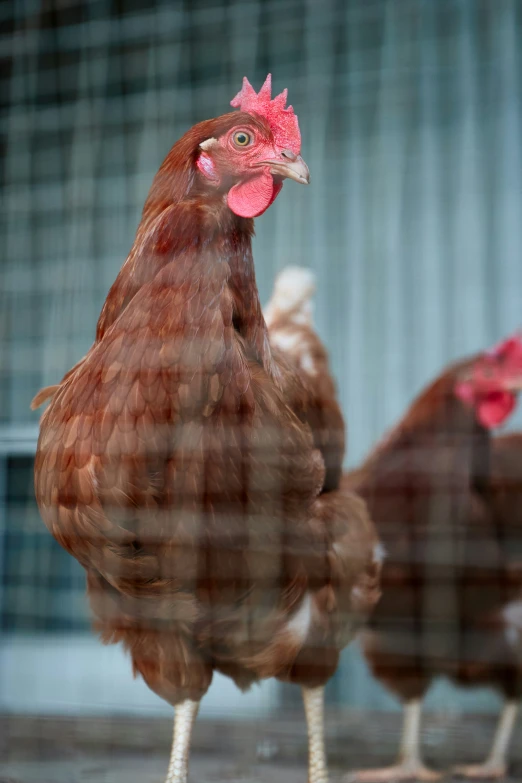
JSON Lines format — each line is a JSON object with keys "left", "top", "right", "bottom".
{"left": 2, "top": 0, "right": 522, "bottom": 781}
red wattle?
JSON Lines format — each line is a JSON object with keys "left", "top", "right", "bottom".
{"left": 227, "top": 170, "right": 282, "bottom": 218}
{"left": 477, "top": 390, "right": 516, "bottom": 429}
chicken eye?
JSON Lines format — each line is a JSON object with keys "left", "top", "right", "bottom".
{"left": 232, "top": 131, "right": 252, "bottom": 148}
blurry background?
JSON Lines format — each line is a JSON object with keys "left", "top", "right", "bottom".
{"left": 2, "top": 0, "right": 522, "bottom": 723}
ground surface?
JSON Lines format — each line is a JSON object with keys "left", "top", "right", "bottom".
{"left": 1, "top": 712, "right": 522, "bottom": 782}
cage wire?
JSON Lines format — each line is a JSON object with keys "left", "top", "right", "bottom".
{"left": 2, "top": 0, "right": 522, "bottom": 780}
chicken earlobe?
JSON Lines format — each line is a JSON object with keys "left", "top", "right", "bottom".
{"left": 165, "top": 699, "right": 200, "bottom": 783}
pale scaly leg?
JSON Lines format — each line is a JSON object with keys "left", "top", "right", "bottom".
{"left": 165, "top": 699, "right": 200, "bottom": 783}
{"left": 302, "top": 685, "right": 329, "bottom": 783}
{"left": 345, "top": 699, "right": 441, "bottom": 782}
{"left": 454, "top": 701, "right": 518, "bottom": 779}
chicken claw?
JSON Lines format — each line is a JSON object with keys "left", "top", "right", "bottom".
{"left": 453, "top": 763, "right": 507, "bottom": 780}
{"left": 344, "top": 762, "right": 442, "bottom": 783}
{"left": 345, "top": 700, "right": 442, "bottom": 783}
{"left": 453, "top": 701, "right": 518, "bottom": 781}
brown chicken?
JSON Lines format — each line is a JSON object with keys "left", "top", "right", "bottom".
{"left": 264, "top": 266, "right": 346, "bottom": 492}
{"left": 343, "top": 335, "right": 522, "bottom": 783}
{"left": 449, "top": 431, "right": 522, "bottom": 779}
{"left": 33, "top": 76, "right": 381, "bottom": 783}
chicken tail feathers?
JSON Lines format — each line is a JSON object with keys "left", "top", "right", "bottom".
{"left": 264, "top": 266, "right": 316, "bottom": 327}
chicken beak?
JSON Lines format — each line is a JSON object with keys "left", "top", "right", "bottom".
{"left": 506, "top": 376, "right": 522, "bottom": 393}
{"left": 257, "top": 151, "right": 310, "bottom": 185}
{"left": 503, "top": 363, "right": 522, "bottom": 392}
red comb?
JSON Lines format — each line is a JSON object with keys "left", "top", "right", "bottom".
{"left": 487, "top": 330, "right": 522, "bottom": 359}
{"left": 230, "top": 74, "right": 301, "bottom": 155}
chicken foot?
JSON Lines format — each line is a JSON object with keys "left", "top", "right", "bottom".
{"left": 345, "top": 699, "right": 441, "bottom": 782}
{"left": 303, "top": 685, "right": 329, "bottom": 783}
{"left": 165, "top": 699, "right": 200, "bottom": 783}
{"left": 454, "top": 700, "right": 518, "bottom": 779}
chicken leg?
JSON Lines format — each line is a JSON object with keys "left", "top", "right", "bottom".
{"left": 345, "top": 699, "right": 441, "bottom": 782}
{"left": 303, "top": 685, "right": 329, "bottom": 783}
{"left": 454, "top": 701, "right": 518, "bottom": 779}
{"left": 165, "top": 699, "right": 200, "bottom": 783}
